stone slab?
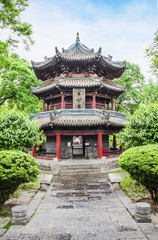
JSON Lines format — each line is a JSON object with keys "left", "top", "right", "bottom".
{"left": 108, "top": 173, "right": 123, "bottom": 183}
{"left": 134, "top": 215, "right": 151, "bottom": 223}
{"left": 11, "top": 205, "right": 27, "bottom": 213}
{"left": 136, "top": 202, "right": 151, "bottom": 210}
{"left": 12, "top": 216, "right": 29, "bottom": 225}
{"left": 12, "top": 212, "right": 27, "bottom": 218}
{"left": 38, "top": 174, "right": 53, "bottom": 185}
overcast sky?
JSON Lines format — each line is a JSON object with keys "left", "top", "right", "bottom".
{"left": 2, "top": 0, "right": 158, "bottom": 81}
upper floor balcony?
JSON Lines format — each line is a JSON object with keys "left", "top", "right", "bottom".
{"left": 30, "top": 109, "right": 128, "bottom": 128}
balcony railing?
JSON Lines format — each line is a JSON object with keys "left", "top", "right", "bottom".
{"left": 102, "top": 148, "right": 121, "bottom": 157}
{"left": 45, "top": 102, "right": 110, "bottom": 111}
{"left": 65, "top": 103, "right": 73, "bottom": 109}
{"left": 96, "top": 103, "right": 106, "bottom": 109}
{"left": 85, "top": 102, "right": 92, "bottom": 109}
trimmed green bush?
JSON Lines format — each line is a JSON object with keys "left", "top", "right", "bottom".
{"left": 0, "top": 107, "right": 45, "bottom": 151}
{"left": 0, "top": 150, "right": 40, "bottom": 205}
{"left": 119, "top": 144, "right": 158, "bottom": 204}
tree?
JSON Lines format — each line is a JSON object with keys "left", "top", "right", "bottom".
{"left": 0, "top": 52, "right": 42, "bottom": 114}
{"left": 117, "top": 102, "right": 158, "bottom": 150}
{"left": 146, "top": 30, "right": 158, "bottom": 78}
{"left": 0, "top": 0, "right": 34, "bottom": 50}
{"left": 0, "top": 107, "right": 45, "bottom": 150}
{"left": 0, "top": 150, "right": 40, "bottom": 205}
{"left": 115, "top": 62, "right": 145, "bottom": 114}
{"left": 139, "top": 79, "right": 158, "bottom": 104}
{"left": 0, "top": 41, "right": 9, "bottom": 69}
{"left": 119, "top": 144, "right": 158, "bottom": 204}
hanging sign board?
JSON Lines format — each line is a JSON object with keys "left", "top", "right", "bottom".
{"left": 73, "top": 88, "right": 85, "bottom": 109}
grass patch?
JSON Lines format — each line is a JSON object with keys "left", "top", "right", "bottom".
{"left": 2, "top": 219, "right": 12, "bottom": 229}
{"left": 112, "top": 169, "right": 149, "bottom": 202}
{"left": 0, "top": 210, "right": 11, "bottom": 217}
{"left": 20, "top": 178, "right": 40, "bottom": 191}
{"left": 111, "top": 169, "right": 126, "bottom": 173}
{"left": 40, "top": 173, "right": 52, "bottom": 175}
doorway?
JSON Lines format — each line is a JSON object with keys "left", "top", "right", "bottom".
{"left": 72, "top": 136, "right": 85, "bottom": 159}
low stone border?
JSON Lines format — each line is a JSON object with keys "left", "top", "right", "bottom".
{"left": 108, "top": 173, "right": 123, "bottom": 190}
{"left": 38, "top": 174, "right": 53, "bottom": 191}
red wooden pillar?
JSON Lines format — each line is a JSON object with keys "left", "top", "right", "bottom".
{"left": 43, "top": 99, "right": 45, "bottom": 112}
{"left": 38, "top": 145, "right": 42, "bottom": 150}
{"left": 92, "top": 92, "right": 96, "bottom": 109}
{"left": 113, "top": 135, "right": 117, "bottom": 149}
{"left": 61, "top": 93, "right": 65, "bottom": 109}
{"left": 111, "top": 97, "right": 115, "bottom": 111}
{"left": 120, "top": 145, "right": 124, "bottom": 154}
{"left": 50, "top": 101, "right": 53, "bottom": 111}
{"left": 98, "top": 130, "right": 102, "bottom": 159}
{"left": 56, "top": 132, "right": 61, "bottom": 159}
{"left": 32, "top": 146, "right": 36, "bottom": 158}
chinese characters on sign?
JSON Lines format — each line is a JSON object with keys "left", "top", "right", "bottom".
{"left": 73, "top": 88, "right": 85, "bottom": 109}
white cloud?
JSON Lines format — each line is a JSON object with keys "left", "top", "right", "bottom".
{"left": 3, "top": 0, "right": 157, "bottom": 81}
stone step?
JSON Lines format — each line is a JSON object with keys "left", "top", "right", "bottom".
{"left": 59, "top": 166, "right": 100, "bottom": 170}
{"left": 51, "top": 186, "right": 112, "bottom": 197}
{"left": 60, "top": 167, "right": 100, "bottom": 172}
{"left": 60, "top": 164, "right": 100, "bottom": 169}
{"left": 59, "top": 169, "right": 100, "bottom": 175}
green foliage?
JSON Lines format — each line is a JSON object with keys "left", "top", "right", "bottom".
{"left": 119, "top": 144, "right": 158, "bottom": 203}
{"left": 0, "top": 41, "right": 9, "bottom": 69}
{"left": 0, "top": 210, "right": 11, "bottom": 216}
{"left": 0, "top": 150, "right": 40, "bottom": 204}
{"left": 2, "top": 220, "right": 12, "bottom": 229}
{"left": 146, "top": 30, "right": 158, "bottom": 78}
{"left": 139, "top": 79, "right": 158, "bottom": 104}
{"left": 115, "top": 61, "right": 145, "bottom": 114}
{"left": 53, "top": 107, "right": 57, "bottom": 114}
{"left": 0, "top": 107, "right": 45, "bottom": 150}
{"left": 102, "top": 106, "right": 105, "bottom": 115}
{"left": 117, "top": 102, "right": 158, "bottom": 149}
{"left": 0, "top": 0, "right": 34, "bottom": 50}
{"left": 0, "top": 51, "right": 42, "bottom": 114}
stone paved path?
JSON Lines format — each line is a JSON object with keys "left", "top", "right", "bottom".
{"left": 2, "top": 161, "right": 158, "bottom": 240}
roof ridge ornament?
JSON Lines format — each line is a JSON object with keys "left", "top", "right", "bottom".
{"left": 96, "top": 47, "right": 102, "bottom": 56}
{"left": 55, "top": 47, "right": 61, "bottom": 56}
{"left": 76, "top": 32, "right": 80, "bottom": 42}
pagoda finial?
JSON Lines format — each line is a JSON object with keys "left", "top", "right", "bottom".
{"left": 76, "top": 32, "right": 80, "bottom": 42}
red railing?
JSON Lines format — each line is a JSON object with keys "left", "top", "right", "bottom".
{"left": 96, "top": 103, "right": 106, "bottom": 109}
{"left": 85, "top": 102, "right": 92, "bottom": 109}
{"left": 47, "top": 103, "right": 61, "bottom": 111}
{"left": 65, "top": 103, "right": 73, "bottom": 109}
{"left": 45, "top": 102, "right": 109, "bottom": 111}
{"left": 102, "top": 148, "right": 121, "bottom": 157}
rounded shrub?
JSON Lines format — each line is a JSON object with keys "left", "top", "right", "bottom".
{"left": 0, "top": 150, "right": 40, "bottom": 205}
{"left": 119, "top": 144, "right": 158, "bottom": 203}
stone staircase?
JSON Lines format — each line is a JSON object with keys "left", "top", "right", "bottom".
{"left": 51, "top": 161, "right": 112, "bottom": 199}
{"left": 58, "top": 162, "right": 101, "bottom": 175}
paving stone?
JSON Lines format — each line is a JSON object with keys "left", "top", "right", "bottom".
{"left": 0, "top": 229, "right": 7, "bottom": 237}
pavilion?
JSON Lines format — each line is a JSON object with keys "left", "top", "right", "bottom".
{"left": 30, "top": 33, "right": 127, "bottom": 160}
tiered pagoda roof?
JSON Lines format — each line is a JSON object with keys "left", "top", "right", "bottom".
{"left": 31, "top": 33, "right": 126, "bottom": 80}
{"left": 31, "top": 74, "right": 126, "bottom": 98}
